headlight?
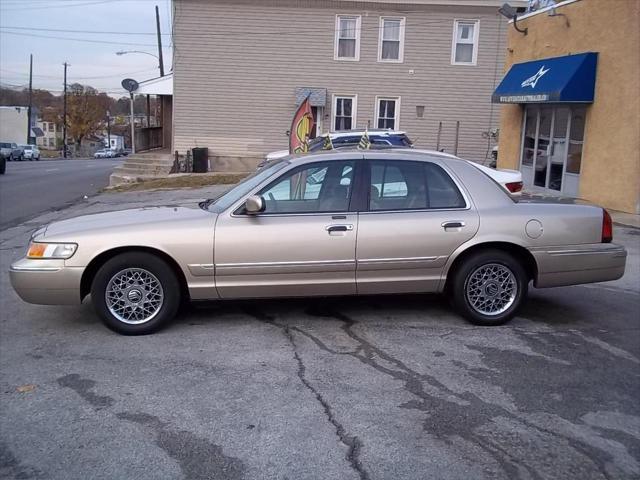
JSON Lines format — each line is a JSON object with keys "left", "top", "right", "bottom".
{"left": 27, "top": 242, "right": 77, "bottom": 259}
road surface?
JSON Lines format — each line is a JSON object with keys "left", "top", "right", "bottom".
{"left": 0, "top": 184, "right": 638, "bottom": 480}
{"left": 0, "top": 158, "right": 122, "bottom": 229}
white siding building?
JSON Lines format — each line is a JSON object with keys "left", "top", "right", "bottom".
{"left": 172, "top": 0, "right": 526, "bottom": 171}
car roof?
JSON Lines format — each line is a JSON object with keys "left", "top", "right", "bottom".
{"left": 280, "top": 147, "right": 467, "bottom": 166}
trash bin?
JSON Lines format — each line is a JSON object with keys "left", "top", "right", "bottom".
{"left": 192, "top": 147, "right": 209, "bottom": 173}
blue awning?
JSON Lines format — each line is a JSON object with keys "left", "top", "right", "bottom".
{"left": 492, "top": 52, "right": 598, "bottom": 104}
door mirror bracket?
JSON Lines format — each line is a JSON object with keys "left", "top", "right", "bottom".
{"left": 245, "top": 195, "right": 265, "bottom": 215}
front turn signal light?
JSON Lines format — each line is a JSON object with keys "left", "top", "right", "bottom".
{"left": 27, "top": 242, "right": 77, "bottom": 259}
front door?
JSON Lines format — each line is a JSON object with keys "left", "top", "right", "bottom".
{"left": 520, "top": 105, "right": 585, "bottom": 196}
{"left": 214, "top": 159, "right": 358, "bottom": 298}
{"left": 356, "top": 158, "right": 479, "bottom": 294}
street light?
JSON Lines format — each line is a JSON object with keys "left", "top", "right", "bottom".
{"left": 498, "top": 3, "right": 528, "bottom": 35}
{"left": 115, "top": 50, "right": 162, "bottom": 75}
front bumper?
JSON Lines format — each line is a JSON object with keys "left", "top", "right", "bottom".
{"left": 530, "top": 243, "right": 627, "bottom": 288}
{"left": 9, "top": 258, "right": 83, "bottom": 305}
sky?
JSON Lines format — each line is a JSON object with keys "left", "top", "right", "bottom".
{"left": 0, "top": 0, "right": 173, "bottom": 98}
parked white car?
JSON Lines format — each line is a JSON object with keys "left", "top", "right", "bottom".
{"left": 416, "top": 149, "right": 523, "bottom": 195}
{"left": 20, "top": 144, "right": 40, "bottom": 161}
{"left": 94, "top": 149, "right": 115, "bottom": 159}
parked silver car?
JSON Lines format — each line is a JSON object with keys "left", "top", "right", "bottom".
{"left": 10, "top": 149, "right": 626, "bottom": 335}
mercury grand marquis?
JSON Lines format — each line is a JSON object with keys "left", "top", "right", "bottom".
{"left": 10, "top": 150, "right": 627, "bottom": 335}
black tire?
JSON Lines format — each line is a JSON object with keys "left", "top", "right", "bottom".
{"left": 449, "top": 249, "right": 528, "bottom": 326}
{"left": 90, "top": 252, "right": 181, "bottom": 335}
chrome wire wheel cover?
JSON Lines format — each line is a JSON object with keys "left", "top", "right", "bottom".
{"left": 105, "top": 268, "right": 164, "bottom": 325}
{"left": 465, "top": 263, "right": 517, "bottom": 316}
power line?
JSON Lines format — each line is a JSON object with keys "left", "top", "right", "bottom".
{"left": 1, "top": 67, "right": 159, "bottom": 80}
{"left": 0, "top": 0, "right": 126, "bottom": 12}
{"left": 0, "top": 29, "right": 158, "bottom": 47}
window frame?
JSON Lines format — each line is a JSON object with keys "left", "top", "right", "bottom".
{"left": 332, "top": 94, "right": 358, "bottom": 132}
{"left": 377, "top": 16, "right": 406, "bottom": 63}
{"left": 233, "top": 160, "right": 360, "bottom": 216}
{"left": 363, "top": 159, "right": 469, "bottom": 213}
{"left": 450, "top": 19, "right": 479, "bottom": 66}
{"left": 375, "top": 96, "right": 401, "bottom": 130}
{"left": 334, "top": 14, "right": 362, "bottom": 61}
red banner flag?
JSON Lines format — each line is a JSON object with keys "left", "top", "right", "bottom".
{"left": 289, "top": 95, "right": 315, "bottom": 154}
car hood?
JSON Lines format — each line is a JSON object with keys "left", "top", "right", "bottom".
{"left": 40, "top": 205, "right": 215, "bottom": 240}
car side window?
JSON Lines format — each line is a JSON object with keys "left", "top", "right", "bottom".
{"left": 368, "top": 160, "right": 465, "bottom": 211}
{"left": 259, "top": 161, "right": 354, "bottom": 214}
{"left": 424, "top": 163, "right": 466, "bottom": 209}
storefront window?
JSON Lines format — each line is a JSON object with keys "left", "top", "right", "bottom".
{"left": 567, "top": 108, "right": 586, "bottom": 174}
{"left": 522, "top": 109, "right": 537, "bottom": 167}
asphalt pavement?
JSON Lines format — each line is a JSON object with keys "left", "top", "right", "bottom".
{"left": 0, "top": 158, "right": 122, "bottom": 230}
{"left": 0, "top": 185, "right": 639, "bottom": 480}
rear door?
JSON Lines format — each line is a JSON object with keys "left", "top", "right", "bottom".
{"left": 214, "top": 158, "right": 360, "bottom": 298}
{"left": 356, "top": 157, "right": 479, "bottom": 294}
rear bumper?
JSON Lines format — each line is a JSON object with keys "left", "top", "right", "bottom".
{"left": 530, "top": 243, "right": 627, "bottom": 288}
{"left": 9, "top": 258, "right": 83, "bottom": 305}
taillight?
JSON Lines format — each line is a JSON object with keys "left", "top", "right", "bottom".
{"left": 602, "top": 209, "right": 613, "bottom": 243}
{"left": 505, "top": 181, "right": 523, "bottom": 193}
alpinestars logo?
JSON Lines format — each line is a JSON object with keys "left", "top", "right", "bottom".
{"left": 521, "top": 66, "right": 550, "bottom": 89}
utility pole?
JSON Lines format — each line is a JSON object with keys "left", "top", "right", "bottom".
{"left": 129, "top": 93, "right": 136, "bottom": 154}
{"left": 155, "top": 5, "right": 165, "bottom": 77}
{"left": 27, "top": 54, "right": 33, "bottom": 144}
{"left": 63, "top": 62, "right": 68, "bottom": 158}
{"left": 106, "top": 110, "right": 111, "bottom": 148}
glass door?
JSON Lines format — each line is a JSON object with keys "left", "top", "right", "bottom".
{"left": 533, "top": 107, "right": 553, "bottom": 188}
{"left": 519, "top": 105, "right": 586, "bottom": 196}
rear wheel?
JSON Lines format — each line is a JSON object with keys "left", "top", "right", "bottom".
{"left": 91, "top": 252, "right": 181, "bottom": 335}
{"left": 449, "top": 250, "right": 528, "bottom": 326}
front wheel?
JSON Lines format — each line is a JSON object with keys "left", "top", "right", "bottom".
{"left": 91, "top": 252, "right": 181, "bottom": 335}
{"left": 449, "top": 250, "right": 528, "bottom": 326}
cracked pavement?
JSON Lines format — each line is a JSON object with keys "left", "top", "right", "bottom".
{"left": 1, "top": 185, "right": 639, "bottom": 480}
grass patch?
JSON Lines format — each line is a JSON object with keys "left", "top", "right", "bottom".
{"left": 106, "top": 173, "right": 247, "bottom": 192}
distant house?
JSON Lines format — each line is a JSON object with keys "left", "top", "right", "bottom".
{"left": 171, "top": 0, "right": 527, "bottom": 171}
{"left": 104, "top": 134, "right": 125, "bottom": 151}
{"left": 37, "top": 119, "right": 62, "bottom": 150}
{"left": 0, "top": 106, "right": 42, "bottom": 144}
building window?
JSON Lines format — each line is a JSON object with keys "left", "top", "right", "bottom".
{"left": 335, "top": 15, "right": 361, "bottom": 61}
{"left": 333, "top": 95, "right": 357, "bottom": 131}
{"left": 48, "top": 123, "right": 54, "bottom": 132}
{"left": 451, "top": 20, "right": 479, "bottom": 65}
{"left": 376, "top": 97, "right": 400, "bottom": 130}
{"left": 49, "top": 138, "right": 55, "bottom": 147}
{"left": 378, "top": 17, "right": 405, "bottom": 62}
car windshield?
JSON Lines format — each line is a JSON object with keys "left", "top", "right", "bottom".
{"left": 0, "top": 143, "right": 11, "bottom": 148}
{"left": 22, "top": 145, "right": 33, "bottom": 150}
{"left": 206, "top": 160, "right": 289, "bottom": 212}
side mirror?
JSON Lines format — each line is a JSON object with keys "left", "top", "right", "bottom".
{"left": 245, "top": 195, "right": 265, "bottom": 215}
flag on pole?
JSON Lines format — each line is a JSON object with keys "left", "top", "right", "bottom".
{"left": 289, "top": 95, "right": 315, "bottom": 154}
{"left": 357, "top": 128, "right": 371, "bottom": 150}
{"left": 322, "top": 135, "right": 334, "bottom": 150}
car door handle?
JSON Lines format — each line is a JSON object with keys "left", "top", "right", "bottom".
{"left": 325, "top": 224, "right": 354, "bottom": 233}
{"left": 442, "top": 221, "right": 465, "bottom": 229}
